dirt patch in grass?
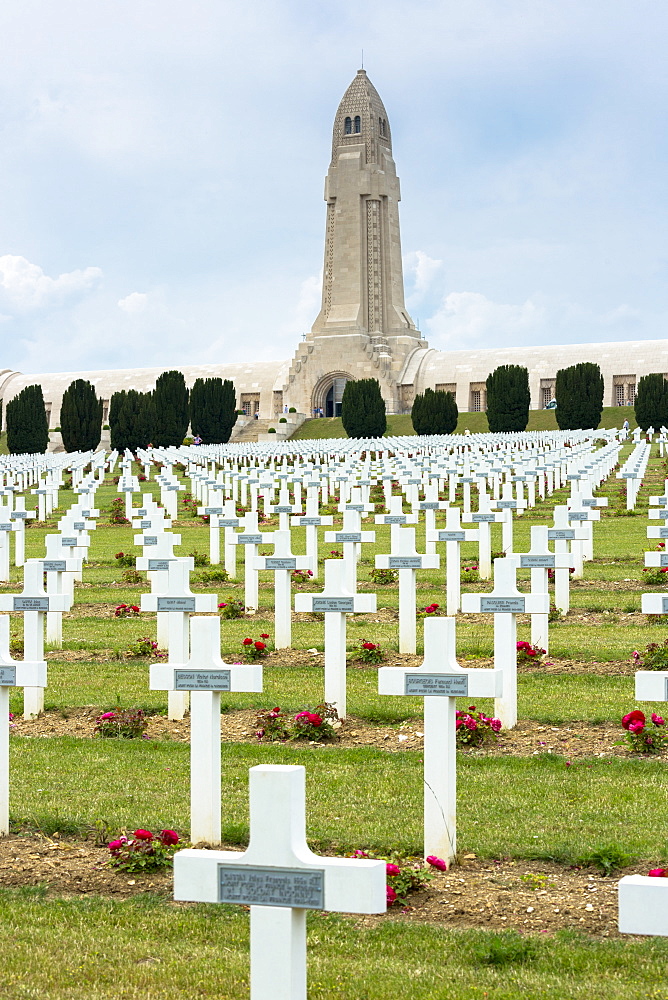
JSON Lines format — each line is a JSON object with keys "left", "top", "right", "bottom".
{"left": 10, "top": 707, "right": 652, "bottom": 761}
{"left": 0, "top": 833, "right": 643, "bottom": 938}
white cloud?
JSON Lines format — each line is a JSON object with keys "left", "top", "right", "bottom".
{"left": 426, "top": 291, "right": 545, "bottom": 347}
{"left": 291, "top": 274, "right": 322, "bottom": 335}
{"left": 0, "top": 255, "right": 101, "bottom": 311}
{"left": 404, "top": 250, "right": 446, "bottom": 306}
{"left": 118, "top": 292, "right": 148, "bottom": 314}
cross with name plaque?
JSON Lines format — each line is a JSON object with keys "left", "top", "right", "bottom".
{"left": 324, "top": 508, "right": 376, "bottom": 593}
{"left": 0, "top": 615, "right": 47, "bottom": 832}
{"left": 550, "top": 506, "right": 588, "bottom": 603}
{"left": 294, "top": 559, "right": 376, "bottom": 718}
{"left": 462, "top": 495, "right": 504, "bottom": 580}
{"left": 151, "top": 616, "right": 262, "bottom": 844}
{"left": 40, "top": 535, "right": 83, "bottom": 646}
{"left": 232, "top": 511, "right": 266, "bottom": 611}
{"left": 427, "top": 506, "right": 479, "bottom": 616}
{"left": 0, "top": 560, "right": 70, "bottom": 717}
{"left": 374, "top": 495, "right": 418, "bottom": 551}
{"left": 375, "top": 527, "right": 440, "bottom": 654}
{"left": 516, "top": 525, "right": 572, "bottom": 652}
{"left": 9, "top": 498, "right": 36, "bottom": 567}
{"left": 290, "top": 497, "right": 333, "bottom": 580}
{"left": 378, "top": 617, "right": 502, "bottom": 863}
{"left": 174, "top": 764, "right": 386, "bottom": 1000}
{"left": 0, "top": 513, "right": 18, "bottom": 583}
{"left": 461, "top": 557, "right": 548, "bottom": 728}
{"left": 254, "top": 531, "right": 314, "bottom": 648}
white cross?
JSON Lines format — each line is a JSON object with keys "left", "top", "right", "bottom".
{"left": 427, "top": 507, "right": 479, "bottom": 616}
{"left": 294, "top": 559, "right": 376, "bottom": 717}
{"left": 0, "top": 512, "right": 18, "bottom": 584}
{"left": 151, "top": 616, "right": 262, "bottom": 844}
{"left": 0, "top": 560, "right": 70, "bottom": 718}
{"left": 462, "top": 495, "right": 504, "bottom": 580}
{"left": 461, "top": 557, "right": 548, "bottom": 728}
{"left": 375, "top": 526, "right": 439, "bottom": 654}
{"left": 254, "top": 531, "right": 314, "bottom": 648}
{"left": 551, "top": 506, "right": 588, "bottom": 595}
{"left": 174, "top": 764, "right": 386, "bottom": 1000}
{"left": 0, "top": 615, "right": 47, "bottom": 832}
{"left": 417, "top": 484, "right": 448, "bottom": 553}
{"left": 324, "top": 509, "right": 376, "bottom": 592}
{"left": 516, "top": 525, "right": 573, "bottom": 652}
{"left": 378, "top": 617, "right": 501, "bottom": 864}
{"left": 233, "top": 511, "right": 265, "bottom": 610}
{"left": 40, "top": 537, "right": 82, "bottom": 646}
{"left": 290, "top": 497, "right": 333, "bottom": 580}
{"left": 9, "top": 498, "right": 36, "bottom": 568}
{"left": 374, "top": 494, "right": 418, "bottom": 551}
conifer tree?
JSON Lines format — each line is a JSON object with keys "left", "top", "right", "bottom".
{"left": 411, "top": 388, "right": 458, "bottom": 435}
{"left": 6, "top": 384, "right": 49, "bottom": 454}
{"left": 153, "top": 370, "right": 190, "bottom": 446}
{"left": 190, "top": 377, "right": 237, "bottom": 443}
{"left": 485, "top": 365, "right": 531, "bottom": 432}
{"left": 60, "top": 379, "right": 103, "bottom": 452}
{"left": 341, "top": 379, "right": 386, "bottom": 438}
{"left": 634, "top": 374, "right": 668, "bottom": 431}
{"left": 555, "top": 363, "right": 604, "bottom": 430}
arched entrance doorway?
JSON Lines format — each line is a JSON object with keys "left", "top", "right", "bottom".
{"left": 312, "top": 373, "right": 352, "bottom": 418}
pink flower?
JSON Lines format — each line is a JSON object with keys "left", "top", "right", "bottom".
{"left": 628, "top": 720, "right": 645, "bottom": 734}
{"left": 490, "top": 719, "right": 502, "bottom": 733}
{"left": 100, "top": 711, "right": 116, "bottom": 720}
{"left": 386, "top": 885, "right": 397, "bottom": 904}
{"left": 426, "top": 855, "right": 447, "bottom": 871}
{"left": 622, "top": 710, "right": 646, "bottom": 731}
{"left": 652, "top": 713, "right": 665, "bottom": 726}
{"left": 632, "top": 651, "right": 640, "bottom": 661}
{"left": 108, "top": 839, "right": 125, "bottom": 852}
{"left": 386, "top": 863, "right": 401, "bottom": 876}
{"left": 133, "top": 829, "right": 153, "bottom": 841}
{"left": 465, "top": 717, "right": 477, "bottom": 730}
{"left": 648, "top": 869, "right": 668, "bottom": 877}
{"left": 159, "top": 829, "right": 179, "bottom": 846}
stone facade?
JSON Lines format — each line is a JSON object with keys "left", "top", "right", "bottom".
{"left": 1, "top": 71, "right": 666, "bottom": 431}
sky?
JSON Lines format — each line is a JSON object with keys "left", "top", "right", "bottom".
{"left": 0, "top": 0, "right": 667, "bottom": 376}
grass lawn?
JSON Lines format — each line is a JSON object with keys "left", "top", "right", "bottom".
{"left": 1, "top": 449, "right": 667, "bottom": 997}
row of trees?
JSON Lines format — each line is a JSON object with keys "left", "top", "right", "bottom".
{"left": 634, "top": 373, "right": 668, "bottom": 431}
{"left": 3, "top": 371, "right": 238, "bottom": 455}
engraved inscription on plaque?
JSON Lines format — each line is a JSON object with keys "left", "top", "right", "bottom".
{"left": 73, "top": 522, "right": 85, "bottom": 530}
{"left": 14, "top": 597, "right": 49, "bottom": 611}
{"left": 407, "top": 478, "right": 422, "bottom": 485}
{"left": 0, "top": 524, "right": 13, "bottom": 531}
{"left": 299, "top": 518, "right": 321, "bottom": 526}
{"left": 10, "top": 512, "right": 29, "bottom": 519}
{"left": 140, "top": 520, "right": 152, "bottom": 529}
{"left": 663, "top": 597, "right": 668, "bottom": 615}
{"left": 156, "top": 597, "right": 197, "bottom": 612}
{"left": 219, "top": 519, "right": 240, "bottom": 528}
{"left": 659, "top": 528, "right": 668, "bottom": 538}
{"left": 174, "top": 669, "right": 231, "bottom": 691}
{"left": 204, "top": 507, "right": 223, "bottom": 515}
{"left": 480, "top": 597, "right": 525, "bottom": 613}
{"left": 384, "top": 515, "right": 406, "bottom": 523}
{"left": 405, "top": 673, "right": 469, "bottom": 697}
{"left": 548, "top": 529, "right": 575, "bottom": 540}
{"left": 497, "top": 500, "right": 517, "bottom": 508}
{"left": 657, "top": 511, "right": 668, "bottom": 519}
{"left": 61, "top": 537, "right": 78, "bottom": 546}
{"left": 265, "top": 558, "right": 297, "bottom": 571}
{"left": 237, "top": 535, "right": 263, "bottom": 544}
{"left": 389, "top": 556, "right": 423, "bottom": 569}
{"left": 420, "top": 502, "right": 440, "bottom": 509}
{"left": 218, "top": 864, "right": 324, "bottom": 909}
{"left": 143, "top": 536, "right": 158, "bottom": 546}
{"left": 148, "top": 560, "right": 170, "bottom": 571}
{"left": 275, "top": 506, "right": 294, "bottom": 513}
{"left": 520, "top": 555, "right": 555, "bottom": 568}
{"left": 312, "top": 598, "right": 356, "bottom": 613}
{"left": 581, "top": 498, "right": 596, "bottom": 507}
{"left": 660, "top": 554, "right": 668, "bottom": 567}
{"left": 346, "top": 504, "right": 365, "bottom": 512}
{"left": 335, "top": 533, "right": 361, "bottom": 543}
{"left": 472, "top": 514, "right": 496, "bottom": 522}
{"left": 43, "top": 560, "right": 67, "bottom": 572}
{"left": 568, "top": 512, "right": 589, "bottom": 521}
{"left": 0, "top": 667, "right": 16, "bottom": 686}
{"left": 438, "top": 531, "right": 465, "bottom": 542}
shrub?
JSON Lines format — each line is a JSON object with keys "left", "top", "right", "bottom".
{"left": 555, "top": 362, "right": 604, "bottom": 430}
{"left": 218, "top": 600, "right": 246, "bottom": 619}
{"left": 60, "top": 378, "right": 103, "bottom": 452}
{"left": 341, "top": 378, "right": 387, "bottom": 438}
{"left": 352, "top": 639, "right": 385, "bottom": 664}
{"left": 114, "top": 551, "right": 136, "bottom": 568}
{"left": 241, "top": 634, "right": 272, "bottom": 661}
{"left": 108, "top": 828, "right": 180, "bottom": 872}
{"left": 279, "top": 417, "right": 287, "bottom": 423}
{"left": 115, "top": 604, "right": 140, "bottom": 618}
{"left": 94, "top": 709, "right": 148, "bottom": 739}
{"left": 485, "top": 365, "right": 531, "bottom": 432}
{"left": 349, "top": 849, "right": 436, "bottom": 906}
{"left": 125, "top": 637, "right": 165, "bottom": 658}
{"left": 268, "top": 427, "right": 276, "bottom": 433}
{"left": 121, "top": 569, "right": 146, "bottom": 584}
{"left": 199, "top": 568, "right": 229, "bottom": 583}
{"left": 189, "top": 550, "right": 210, "bottom": 567}
{"left": 461, "top": 564, "right": 480, "bottom": 582}
{"left": 108, "top": 498, "right": 129, "bottom": 525}
{"left": 370, "top": 567, "right": 398, "bottom": 585}
{"left": 255, "top": 704, "right": 339, "bottom": 742}
{"left": 456, "top": 706, "right": 502, "bottom": 747}
{"left": 617, "top": 710, "right": 668, "bottom": 754}
{"left": 411, "top": 388, "right": 458, "bottom": 435}
{"left": 632, "top": 641, "right": 668, "bottom": 670}
{"left": 292, "top": 568, "right": 313, "bottom": 585}
{"left": 516, "top": 641, "right": 546, "bottom": 665}
{"left": 642, "top": 567, "right": 668, "bottom": 586}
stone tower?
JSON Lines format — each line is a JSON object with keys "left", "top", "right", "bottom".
{"left": 283, "top": 70, "right": 427, "bottom": 417}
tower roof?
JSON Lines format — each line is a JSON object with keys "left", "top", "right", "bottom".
{"left": 331, "top": 69, "right": 392, "bottom": 165}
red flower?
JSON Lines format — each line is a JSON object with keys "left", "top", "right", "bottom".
{"left": 652, "top": 713, "right": 665, "bottom": 726}
{"left": 649, "top": 869, "right": 668, "bottom": 877}
{"left": 386, "top": 863, "right": 401, "bottom": 876}
{"left": 133, "top": 829, "right": 154, "bottom": 841}
{"left": 362, "top": 642, "right": 376, "bottom": 650}
{"left": 426, "top": 855, "right": 447, "bottom": 871}
{"left": 622, "top": 710, "right": 646, "bottom": 731}
{"left": 260, "top": 633, "right": 270, "bottom": 639}
{"left": 386, "top": 885, "right": 397, "bottom": 904}
{"left": 159, "top": 829, "right": 179, "bottom": 846}
{"left": 108, "top": 839, "right": 125, "bottom": 852}
{"left": 254, "top": 641, "right": 266, "bottom": 651}
{"left": 242, "top": 637, "right": 253, "bottom": 645}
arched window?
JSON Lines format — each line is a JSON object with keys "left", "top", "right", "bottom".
{"left": 344, "top": 116, "right": 352, "bottom": 135}
{"left": 353, "top": 115, "right": 361, "bottom": 134}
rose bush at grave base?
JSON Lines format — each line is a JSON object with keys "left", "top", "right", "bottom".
{"left": 516, "top": 641, "right": 546, "bottom": 665}
{"left": 108, "top": 828, "right": 181, "bottom": 872}
{"left": 94, "top": 708, "right": 149, "bottom": 739}
{"left": 461, "top": 564, "right": 480, "bottom": 582}
{"left": 291, "top": 568, "right": 313, "bottom": 585}
{"left": 108, "top": 497, "right": 129, "bottom": 525}
{"left": 649, "top": 868, "right": 668, "bottom": 877}
{"left": 370, "top": 567, "right": 398, "bottom": 585}
{"left": 217, "top": 599, "right": 246, "bottom": 619}
{"left": 455, "top": 706, "right": 502, "bottom": 748}
{"left": 641, "top": 566, "right": 668, "bottom": 586}
{"left": 348, "top": 849, "right": 434, "bottom": 906}
{"left": 351, "top": 639, "right": 385, "bottom": 664}
{"left": 241, "top": 633, "right": 272, "bottom": 661}
{"left": 114, "top": 551, "right": 135, "bottom": 568}
{"left": 632, "top": 640, "right": 668, "bottom": 670}
{"left": 417, "top": 602, "right": 443, "bottom": 618}
{"left": 125, "top": 637, "right": 166, "bottom": 658}
{"left": 199, "top": 568, "right": 229, "bottom": 583}
{"left": 617, "top": 710, "right": 668, "bottom": 754}
{"left": 114, "top": 604, "right": 140, "bottom": 618}
{"left": 254, "top": 703, "right": 339, "bottom": 742}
